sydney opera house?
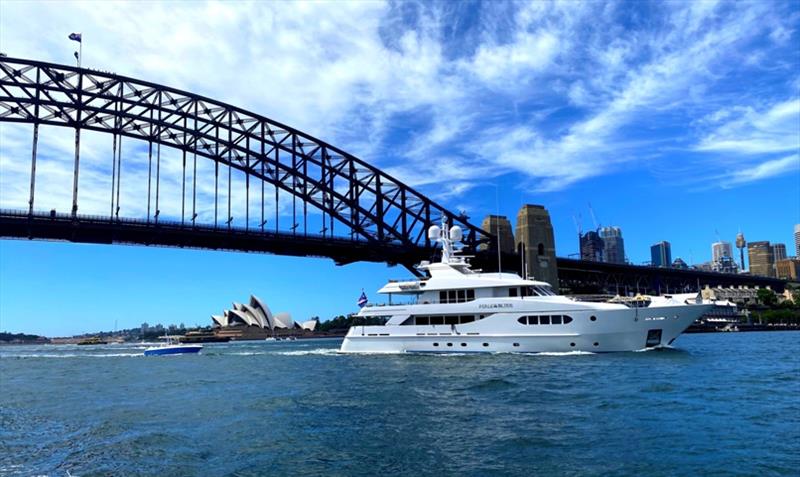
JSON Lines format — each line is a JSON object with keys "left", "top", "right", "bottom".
{"left": 212, "top": 295, "right": 317, "bottom": 339}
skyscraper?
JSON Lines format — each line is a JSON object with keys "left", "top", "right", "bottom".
{"left": 747, "top": 241, "right": 774, "bottom": 277}
{"left": 516, "top": 205, "right": 558, "bottom": 289}
{"left": 712, "top": 241, "right": 733, "bottom": 263}
{"left": 579, "top": 230, "right": 604, "bottom": 262}
{"left": 772, "top": 243, "right": 787, "bottom": 262}
{"left": 650, "top": 241, "right": 672, "bottom": 267}
{"left": 795, "top": 224, "right": 800, "bottom": 257}
{"left": 599, "top": 226, "right": 626, "bottom": 264}
{"left": 736, "top": 232, "right": 746, "bottom": 272}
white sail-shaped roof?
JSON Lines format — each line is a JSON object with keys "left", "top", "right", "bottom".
{"left": 211, "top": 314, "right": 227, "bottom": 327}
{"left": 228, "top": 309, "right": 254, "bottom": 326}
{"left": 301, "top": 319, "right": 318, "bottom": 331}
{"left": 250, "top": 295, "right": 276, "bottom": 330}
{"left": 241, "top": 303, "right": 268, "bottom": 328}
{"left": 273, "top": 312, "right": 295, "bottom": 329}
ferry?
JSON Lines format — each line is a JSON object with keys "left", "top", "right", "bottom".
{"left": 340, "top": 221, "right": 713, "bottom": 354}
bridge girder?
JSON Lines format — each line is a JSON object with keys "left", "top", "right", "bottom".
{"left": 0, "top": 57, "right": 491, "bottom": 252}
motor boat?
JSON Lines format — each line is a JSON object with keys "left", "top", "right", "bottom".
{"left": 340, "top": 220, "right": 713, "bottom": 354}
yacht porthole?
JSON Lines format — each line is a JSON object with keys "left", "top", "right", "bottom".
{"left": 461, "top": 343, "right": 467, "bottom": 347}
{"left": 447, "top": 343, "right": 453, "bottom": 347}
{"left": 570, "top": 342, "right": 575, "bottom": 347}
{"left": 482, "top": 343, "right": 489, "bottom": 347}
{"left": 590, "top": 316, "right": 597, "bottom": 322}
{"left": 513, "top": 343, "right": 520, "bottom": 347}
{"left": 433, "top": 343, "right": 439, "bottom": 347}
{"left": 593, "top": 342, "right": 599, "bottom": 347}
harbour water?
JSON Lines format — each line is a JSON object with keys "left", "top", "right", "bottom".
{"left": 1, "top": 332, "right": 798, "bottom": 476}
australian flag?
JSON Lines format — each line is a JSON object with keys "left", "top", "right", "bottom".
{"left": 357, "top": 290, "right": 368, "bottom": 308}
{"left": 68, "top": 33, "right": 82, "bottom": 43}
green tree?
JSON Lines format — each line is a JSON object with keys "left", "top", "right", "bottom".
{"left": 757, "top": 288, "right": 777, "bottom": 307}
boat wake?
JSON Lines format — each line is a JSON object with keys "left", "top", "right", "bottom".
{"left": 2, "top": 352, "right": 142, "bottom": 359}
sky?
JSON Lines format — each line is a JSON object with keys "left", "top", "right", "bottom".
{"left": 0, "top": 0, "right": 798, "bottom": 336}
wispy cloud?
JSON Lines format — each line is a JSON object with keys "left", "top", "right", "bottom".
{"left": 721, "top": 154, "right": 800, "bottom": 187}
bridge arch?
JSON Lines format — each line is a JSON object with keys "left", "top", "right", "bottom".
{"left": 0, "top": 57, "right": 489, "bottom": 253}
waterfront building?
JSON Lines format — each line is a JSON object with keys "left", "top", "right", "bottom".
{"left": 747, "top": 241, "right": 775, "bottom": 278}
{"left": 736, "top": 232, "right": 747, "bottom": 272}
{"left": 479, "top": 215, "right": 515, "bottom": 254}
{"left": 771, "top": 243, "right": 787, "bottom": 262}
{"left": 211, "top": 295, "right": 313, "bottom": 331}
{"left": 515, "top": 204, "right": 558, "bottom": 289}
{"left": 700, "top": 285, "right": 760, "bottom": 307}
{"left": 776, "top": 258, "right": 800, "bottom": 281}
{"left": 650, "top": 241, "right": 672, "bottom": 267}
{"left": 579, "top": 230, "right": 604, "bottom": 262}
{"left": 795, "top": 224, "right": 800, "bottom": 257}
{"left": 599, "top": 226, "right": 626, "bottom": 264}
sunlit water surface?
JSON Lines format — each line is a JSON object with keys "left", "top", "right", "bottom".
{"left": 1, "top": 332, "right": 798, "bottom": 476}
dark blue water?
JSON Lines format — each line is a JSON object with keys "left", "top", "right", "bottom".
{"left": 1, "top": 332, "right": 798, "bottom": 476}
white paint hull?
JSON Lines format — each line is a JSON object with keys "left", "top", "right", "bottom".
{"left": 340, "top": 304, "right": 711, "bottom": 354}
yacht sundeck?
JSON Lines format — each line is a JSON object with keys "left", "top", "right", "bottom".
{"left": 340, "top": 221, "right": 712, "bottom": 354}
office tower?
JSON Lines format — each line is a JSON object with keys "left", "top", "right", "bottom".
{"left": 795, "top": 224, "right": 800, "bottom": 257}
{"left": 771, "top": 243, "right": 787, "bottom": 262}
{"left": 599, "top": 226, "right": 626, "bottom": 264}
{"left": 480, "top": 215, "right": 515, "bottom": 253}
{"left": 516, "top": 205, "right": 558, "bottom": 289}
{"left": 650, "top": 241, "right": 672, "bottom": 267}
{"left": 579, "top": 230, "right": 604, "bottom": 262}
{"left": 712, "top": 241, "right": 733, "bottom": 263}
{"left": 747, "top": 241, "right": 774, "bottom": 277}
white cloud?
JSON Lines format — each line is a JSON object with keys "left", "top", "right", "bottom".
{"left": 721, "top": 154, "right": 800, "bottom": 187}
{"left": 695, "top": 98, "right": 800, "bottom": 154}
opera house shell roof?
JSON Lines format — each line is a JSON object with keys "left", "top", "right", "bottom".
{"left": 212, "top": 295, "right": 316, "bottom": 331}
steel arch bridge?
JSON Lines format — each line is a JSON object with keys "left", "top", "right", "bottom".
{"left": 0, "top": 57, "right": 491, "bottom": 268}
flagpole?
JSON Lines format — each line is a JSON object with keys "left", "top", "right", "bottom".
{"left": 79, "top": 39, "right": 82, "bottom": 68}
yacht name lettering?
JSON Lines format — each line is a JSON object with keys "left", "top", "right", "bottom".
{"left": 478, "top": 304, "right": 513, "bottom": 309}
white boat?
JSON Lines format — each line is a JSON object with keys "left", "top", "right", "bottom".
{"left": 340, "top": 221, "right": 713, "bottom": 354}
{"left": 144, "top": 335, "right": 202, "bottom": 356}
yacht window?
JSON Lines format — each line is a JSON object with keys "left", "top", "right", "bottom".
{"left": 520, "top": 286, "right": 528, "bottom": 297}
{"left": 439, "top": 291, "right": 447, "bottom": 304}
{"left": 529, "top": 315, "right": 539, "bottom": 325}
{"left": 461, "top": 316, "right": 475, "bottom": 324}
{"left": 460, "top": 343, "right": 467, "bottom": 347}
{"left": 447, "top": 342, "right": 453, "bottom": 347}
{"left": 508, "top": 287, "right": 518, "bottom": 297}
{"left": 430, "top": 316, "right": 444, "bottom": 325}
{"left": 433, "top": 342, "right": 439, "bottom": 347}
{"left": 517, "top": 317, "right": 527, "bottom": 325}
{"left": 552, "top": 315, "right": 563, "bottom": 325}
{"left": 467, "top": 289, "right": 475, "bottom": 301}
{"left": 540, "top": 315, "right": 551, "bottom": 325}
{"left": 457, "top": 290, "right": 466, "bottom": 302}
{"left": 448, "top": 290, "right": 457, "bottom": 303}
{"left": 482, "top": 343, "right": 489, "bottom": 347}
{"left": 513, "top": 343, "right": 520, "bottom": 347}
{"left": 445, "top": 316, "right": 459, "bottom": 326}
{"left": 416, "top": 316, "right": 430, "bottom": 326}
{"left": 563, "top": 316, "right": 573, "bottom": 324}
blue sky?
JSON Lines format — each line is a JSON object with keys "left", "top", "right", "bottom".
{"left": 0, "top": 0, "right": 798, "bottom": 336}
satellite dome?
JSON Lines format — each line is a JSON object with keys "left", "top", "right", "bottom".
{"left": 428, "top": 225, "right": 441, "bottom": 240}
{"left": 449, "top": 225, "right": 463, "bottom": 243}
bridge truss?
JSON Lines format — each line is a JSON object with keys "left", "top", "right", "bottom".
{"left": 0, "top": 57, "right": 490, "bottom": 266}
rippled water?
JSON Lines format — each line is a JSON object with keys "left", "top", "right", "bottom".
{"left": 1, "top": 332, "right": 798, "bottom": 476}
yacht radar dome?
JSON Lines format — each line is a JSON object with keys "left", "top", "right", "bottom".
{"left": 449, "top": 225, "right": 463, "bottom": 243}
{"left": 428, "top": 225, "right": 441, "bottom": 241}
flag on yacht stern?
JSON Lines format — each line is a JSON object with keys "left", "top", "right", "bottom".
{"left": 357, "top": 290, "right": 368, "bottom": 308}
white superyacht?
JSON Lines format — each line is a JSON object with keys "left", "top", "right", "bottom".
{"left": 340, "top": 221, "right": 712, "bottom": 354}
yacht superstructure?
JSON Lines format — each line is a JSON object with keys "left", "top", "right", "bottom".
{"left": 340, "top": 221, "right": 712, "bottom": 354}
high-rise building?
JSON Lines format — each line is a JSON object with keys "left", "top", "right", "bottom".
{"left": 771, "top": 243, "right": 787, "bottom": 262}
{"left": 747, "top": 241, "right": 775, "bottom": 277}
{"left": 776, "top": 258, "right": 800, "bottom": 280}
{"left": 479, "top": 215, "right": 515, "bottom": 253}
{"left": 579, "top": 230, "right": 604, "bottom": 262}
{"left": 795, "top": 224, "right": 800, "bottom": 257}
{"left": 599, "top": 226, "right": 626, "bottom": 264}
{"left": 650, "top": 241, "right": 672, "bottom": 267}
{"left": 516, "top": 205, "right": 558, "bottom": 289}
{"left": 712, "top": 241, "right": 733, "bottom": 263}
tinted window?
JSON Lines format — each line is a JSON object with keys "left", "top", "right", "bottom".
{"left": 430, "top": 316, "right": 444, "bottom": 325}
{"left": 517, "top": 316, "right": 527, "bottom": 325}
{"left": 416, "top": 316, "right": 430, "bottom": 325}
{"left": 448, "top": 290, "right": 456, "bottom": 303}
{"left": 509, "top": 287, "right": 518, "bottom": 297}
{"left": 467, "top": 289, "right": 475, "bottom": 301}
{"left": 540, "top": 315, "right": 551, "bottom": 325}
{"left": 457, "top": 290, "right": 466, "bottom": 302}
{"left": 552, "top": 315, "right": 562, "bottom": 325}
{"left": 461, "top": 316, "right": 474, "bottom": 324}
{"left": 563, "top": 316, "right": 573, "bottom": 324}
{"left": 445, "top": 316, "right": 458, "bottom": 325}
{"left": 529, "top": 315, "right": 539, "bottom": 325}
{"left": 439, "top": 291, "right": 447, "bottom": 303}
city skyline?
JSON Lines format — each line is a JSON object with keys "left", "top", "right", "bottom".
{"left": 0, "top": 0, "right": 798, "bottom": 336}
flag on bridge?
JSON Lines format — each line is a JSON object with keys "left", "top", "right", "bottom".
{"left": 357, "top": 290, "right": 368, "bottom": 308}
{"left": 68, "top": 33, "right": 82, "bottom": 42}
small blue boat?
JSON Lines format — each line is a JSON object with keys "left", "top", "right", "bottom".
{"left": 144, "top": 335, "right": 202, "bottom": 356}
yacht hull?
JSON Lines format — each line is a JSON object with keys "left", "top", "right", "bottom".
{"left": 143, "top": 345, "right": 203, "bottom": 356}
{"left": 340, "top": 304, "right": 711, "bottom": 354}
